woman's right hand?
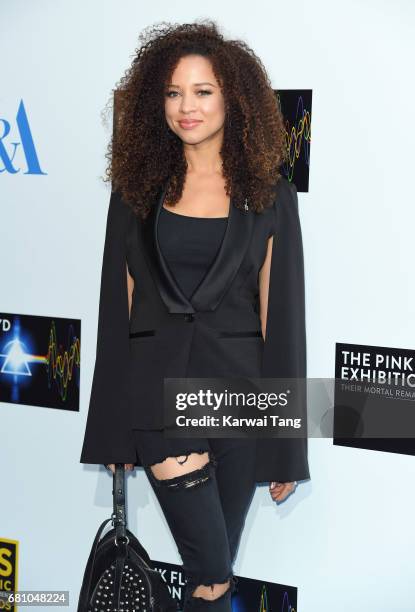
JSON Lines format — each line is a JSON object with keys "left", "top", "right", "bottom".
{"left": 105, "top": 463, "right": 135, "bottom": 474}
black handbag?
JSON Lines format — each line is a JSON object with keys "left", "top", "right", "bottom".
{"left": 77, "top": 463, "right": 179, "bottom": 612}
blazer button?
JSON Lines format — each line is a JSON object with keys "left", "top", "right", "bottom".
{"left": 184, "top": 313, "right": 195, "bottom": 322}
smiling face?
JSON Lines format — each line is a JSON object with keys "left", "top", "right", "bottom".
{"left": 164, "top": 54, "right": 226, "bottom": 147}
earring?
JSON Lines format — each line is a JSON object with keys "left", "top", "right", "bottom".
{"left": 244, "top": 198, "right": 249, "bottom": 211}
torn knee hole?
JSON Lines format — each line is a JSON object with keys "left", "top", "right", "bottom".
{"left": 192, "top": 580, "right": 231, "bottom": 601}
{"left": 186, "top": 579, "right": 238, "bottom": 607}
{"left": 158, "top": 464, "right": 211, "bottom": 489}
{"left": 149, "top": 456, "right": 214, "bottom": 490}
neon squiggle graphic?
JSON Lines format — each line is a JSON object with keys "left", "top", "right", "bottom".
{"left": 45, "top": 320, "right": 80, "bottom": 400}
{"left": 231, "top": 583, "right": 296, "bottom": 611}
{"left": 257, "top": 585, "right": 296, "bottom": 612}
{"left": 276, "top": 92, "right": 311, "bottom": 182}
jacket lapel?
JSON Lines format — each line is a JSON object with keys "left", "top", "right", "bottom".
{"left": 140, "top": 182, "right": 254, "bottom": 314}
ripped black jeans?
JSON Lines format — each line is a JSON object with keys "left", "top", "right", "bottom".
{"left": 133, "top": 431, "right": 257, "bottom": 611}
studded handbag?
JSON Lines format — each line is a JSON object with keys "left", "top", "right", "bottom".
{"left": 77, "top": 463, "right": 179, "bottom": 612}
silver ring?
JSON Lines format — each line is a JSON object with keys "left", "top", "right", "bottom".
{"left": 115, "top": 535, "right": 130, "bottom": 547}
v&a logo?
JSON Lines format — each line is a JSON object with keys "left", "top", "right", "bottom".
{"left": 0, "top": 99, "right": 46, "bottom": 175}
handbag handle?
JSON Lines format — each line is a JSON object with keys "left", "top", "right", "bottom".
{"left": 112, "top": 463, "right": 129, "bottom": 610}
{"left": 113, "top": 463, "right": 128, "bottom": 542}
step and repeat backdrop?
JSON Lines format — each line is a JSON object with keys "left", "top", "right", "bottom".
{"left": 1, "top": 1, "right": 414, "bottom": 611}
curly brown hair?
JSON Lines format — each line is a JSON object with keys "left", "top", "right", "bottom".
{"left": 103, "top": 19, "right": 287, "bottom": 220}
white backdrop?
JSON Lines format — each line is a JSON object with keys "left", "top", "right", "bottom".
{"left": 1, "top": 1, "right": 415, "bottom": 611}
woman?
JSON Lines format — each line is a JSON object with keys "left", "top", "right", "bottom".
{"left": 80, "top": 20, "right": 310, "bottom": 611}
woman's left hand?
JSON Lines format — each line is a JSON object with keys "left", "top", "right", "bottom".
{"left": 269, "top": 481, "right": 297, "bottom": 502}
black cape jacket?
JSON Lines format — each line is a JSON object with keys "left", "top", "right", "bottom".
{"left": 80, "top": 176, "right": 310, "bottom": 483}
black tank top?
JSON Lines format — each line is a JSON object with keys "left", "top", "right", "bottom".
{"left": 158, "top": 206, "right": 228, "bottom": 300}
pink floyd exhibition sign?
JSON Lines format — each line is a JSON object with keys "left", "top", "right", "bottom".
{"left": 334, "top": 342, "right": 415, "bottom": 456}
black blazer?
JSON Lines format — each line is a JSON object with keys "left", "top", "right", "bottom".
{"left": 80, "top": 176, "right": 310, "bottom": 483}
